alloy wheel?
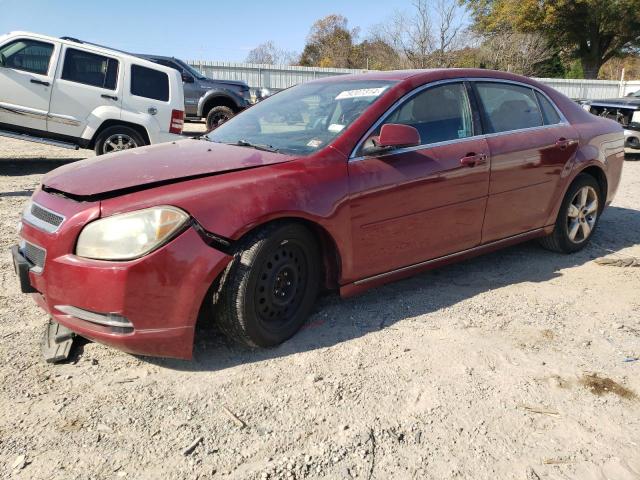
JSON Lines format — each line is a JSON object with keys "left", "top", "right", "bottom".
{"left": 567, "top": 185, "right": 598, "bottom": 243}
{"left": 103, "top": 134, "right": 138, "bottom": 154}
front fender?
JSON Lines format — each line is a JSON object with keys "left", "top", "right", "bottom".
{"left": 197, "top": 89, "right": 247, "bottom": 116}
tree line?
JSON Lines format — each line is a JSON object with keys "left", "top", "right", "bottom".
{"left": 245, "top": 0, "right": 640, "bottom": 80}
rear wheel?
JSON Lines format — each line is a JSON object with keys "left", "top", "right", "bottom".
{"left": 539, "top": 174, "right": 602, "bottom": 253}
{"left": 206, "top": 106, "right": 235, "bottom": 131}
{"left": 94, "top": 126, "right": 145, "bottom": 156}
{"left": 213, "top": 223, "right": 320, "bottom": 347}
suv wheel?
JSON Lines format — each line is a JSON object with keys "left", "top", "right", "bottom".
{"left": 94, "top": 126, "right": 146, "bottom": 156}
{"left": 539, "top": 174, "right": 602, "bottom": 253}
{"left": 206, "top": 106, "right": 235, "bottom": 131}
{"left": 213, "top": 223, "right": 320, "bottom": 348}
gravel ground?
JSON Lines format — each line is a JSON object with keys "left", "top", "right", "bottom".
{"left": 1, "top": 128, "right": 639, "bottom": 480}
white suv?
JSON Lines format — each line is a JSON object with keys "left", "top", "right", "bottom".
{"left": 0, "top": 32, "right": 185, "bottom": 155}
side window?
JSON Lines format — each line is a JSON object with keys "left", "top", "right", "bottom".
{"left": 535, "top": 91, "right": 562, "bottom": 125}
{"left": 61, "top": 48, "right": 118, "bottom": 90}
{"left": 131, "top": 65, "right": 169, "bottom": 101}
{"left": 0, "top": 39, "right": 54, "bottom": 75}
{"left": 475, "top": 82, "right": 543, "bottom": 133}
{"left": 376, "top": 82, "right": 474, "bottom": 146}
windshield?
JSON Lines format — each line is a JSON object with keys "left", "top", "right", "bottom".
{"left": 176, "top": 59, "right": 206, "bottom": 80}
{"left": 633, "top": 90, "right": 640, "bottom": 98}
{"left": 206, "top": 79, "right": 397, "bottom": 155}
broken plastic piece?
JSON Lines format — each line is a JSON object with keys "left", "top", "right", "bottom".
{"left": 41, "top": 319, "right": 76, "bottom": 363}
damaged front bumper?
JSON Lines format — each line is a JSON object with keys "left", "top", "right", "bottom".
{"left": 15, "top": 190, "right": 232, "bottom": 360}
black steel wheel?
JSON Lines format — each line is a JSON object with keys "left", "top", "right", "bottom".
{"left": 213, "top": 223, "right": 320, "bottom": 347}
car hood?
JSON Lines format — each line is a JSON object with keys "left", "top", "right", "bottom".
{"left": 42, "top": 139, "right": 292, "bottom": 198}
{"left": 200, "top": 78, "right": 248, "bottom": 90}
{"left": 588, "top": 97, "right": 640, "bottom": 108}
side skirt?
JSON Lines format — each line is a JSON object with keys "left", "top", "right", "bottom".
{"left": 340, "top": 226, "right": 553, "bottom": 297}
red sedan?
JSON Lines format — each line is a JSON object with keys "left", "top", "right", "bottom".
{"left": 13, "top": 69, "right": 624, "bottom": 360}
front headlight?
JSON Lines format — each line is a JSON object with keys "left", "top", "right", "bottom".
{"left": 76, "top": 206, "right": 189, "bottom": 260}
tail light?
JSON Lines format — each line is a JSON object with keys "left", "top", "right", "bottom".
{"left": 170, "top": 109, "right": 184, "bottom": 134}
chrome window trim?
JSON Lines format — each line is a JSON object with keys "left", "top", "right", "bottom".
{"left": 22, "top": 201, "right": 66, "bottom": 234}
{"left": 349, "top": 77, "right": 569, "bottom": 162}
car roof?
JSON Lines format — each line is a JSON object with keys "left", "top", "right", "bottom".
{"left": 311, "top": 68, "right": 544, "bottom": 88}
{"left": 4, "top": 31, "right": 178, "bottom": 74}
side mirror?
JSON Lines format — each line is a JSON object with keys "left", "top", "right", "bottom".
{"left": 182, "top": 72, "right": 194, "bottom": 83}
{"left": 363, "top": 123, "right": 421, "bottom": 155}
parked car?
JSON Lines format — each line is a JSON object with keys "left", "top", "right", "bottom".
{"left": 13, "top": 69, "right": 624, "bottom": 360}
{"left": 0, "top": 32, "right": 185, "bottom": 155}
{"left": 137, "top": 54, "right": 252, "bottom": 130}
{"left": 579, "top": 90, "right": 640, "bottom": 150}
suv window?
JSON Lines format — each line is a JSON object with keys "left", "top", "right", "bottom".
{"left": 373, "top": 82, "right": 474, "bottom": 146}
{"left": 61, "top": 48, "right": 118, "bottom": 90}
{"left": 535, "top": 91, "right": 562, "bottom": 125}
{"left": 475, "top": 82, "right": 543, "bottom": 133}
{"left": 131, "top": 65, "right": 169, "bottom": 101}
{"left": 0, "top": 39, "right": 54, "bottom": 75}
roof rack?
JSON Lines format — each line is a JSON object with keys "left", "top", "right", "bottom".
{"left": 60, "top": 36, "right": 83, "bottom": 43}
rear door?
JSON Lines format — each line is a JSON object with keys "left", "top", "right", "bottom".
{"left": 123, "top": 64, "right": 173, "bottom": 137}
{"left": 48, "top": 46, "right": 122, "bottom": 137}
{"left": 348, "top": 81, "right": 490, "bottom": 280}
{"left": 473, "top": 81, "right": 578, "bottom": 242}
{"left": 0, "top": 37, "right": 59, "bottom": 131}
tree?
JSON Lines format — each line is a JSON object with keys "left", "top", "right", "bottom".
{"left": 245, "top": 41, "right": 297, "bottom": 65}
{"left": 299, "top": 14, "right": 358, "bottom": 68}
{"left": 374, "top": 0, "right": 467, "bottom": 68}
{"left": 476, "top": 31, "right": 554, "bottom": 76}
{"left": 463, "top": 0, "right": 640, "bottom": 79}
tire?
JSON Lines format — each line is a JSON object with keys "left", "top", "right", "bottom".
{"left": 206, "top": 106, "right": 235, "bottom": 131}
{"left": 539, "top": 174, "right": 602, "bottom": 253}
{"left": 94, "top": 126, "right": 146, "bottom": 156}
{"left": 213, "top": 223, "right": 320, "bottom": 348}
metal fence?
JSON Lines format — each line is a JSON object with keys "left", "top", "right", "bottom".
{"left": 188, "top": 60, "right": 640, "bottom": 99}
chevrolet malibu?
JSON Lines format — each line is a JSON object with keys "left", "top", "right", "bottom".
{"left": 13, "top": 69, "right": 624, "bottom": 360}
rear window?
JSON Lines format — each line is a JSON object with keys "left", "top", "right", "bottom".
{"left": 61, "top": 48, "right": 118, "bottom": 90}
{"left": 475, "top": 82, "right": 543, "bottom": 133}
{"left": 131, "top": 65, "right": 169, "bottom": 101}
{"left": 535, "top": 91, "right": 562, "bottom": 125}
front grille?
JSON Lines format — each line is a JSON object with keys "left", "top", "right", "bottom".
{"left": 23, "top": 241, "right": 46, "bottom": 272}
{"left": 31, "top": 203, "right": 64, "bottom": 228}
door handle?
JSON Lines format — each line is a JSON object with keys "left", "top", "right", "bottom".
{"left": 555, "top": 137, "right": 571, "bottom": 150}
{"left": 460, "top": 153, "right": 487, "bottom": 167}
{"left": 30, "top": 79, "right": 50, "bottom": 87}
{"left": 101, "top": 94, "right": 118, "bottom": 101}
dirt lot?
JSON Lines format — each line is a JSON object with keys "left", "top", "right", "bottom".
{"left": 1, "top": 127, "right": 639, "bottom": 480}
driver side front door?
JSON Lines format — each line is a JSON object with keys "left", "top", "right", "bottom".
{"left": 0, "top": 37, "right": 59, "bottom": 132}
{"left": 347, "top": 81, "right": 490, "bottom": 281}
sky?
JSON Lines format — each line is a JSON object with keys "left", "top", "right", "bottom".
{"left": 0, "top": 0, "right": 416, "bottom": 62}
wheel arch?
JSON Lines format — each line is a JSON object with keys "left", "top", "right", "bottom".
{"left": 232, "top": 217, "right": 343, "bottom": 291}
{"left": 89, "top": 120, "right": 151, "bottom": 149}
{"left": 200, "top": 94, "right": 241, "bottom": 118}
{"left": 578, "top": 164, "right": 608, "bottom": 206}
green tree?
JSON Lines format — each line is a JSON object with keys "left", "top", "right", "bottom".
{"left": 463, "top": 0, "right": 640, "bottom": 78}
{"left": 299, "top": 15, "right": 357, "bottom": 68}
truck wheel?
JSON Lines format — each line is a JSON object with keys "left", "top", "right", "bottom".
{"left": 206, "top": 106, "right": 235, "bottom": 131}
{"left": 213, "top": 223, "right": 320, "bottom": 348}
{"left": 94, "top": 126, "right": 146, "bottom": 156}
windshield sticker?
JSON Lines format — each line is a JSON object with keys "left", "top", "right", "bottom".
{"left": 307, "top": 139, "right": 323, "bottom": 148}
{"left": 328, "top": 124, "right": 345, "bottom": 133}
{"left": 335, "top": 87, "right": 388, "bottom": 100}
